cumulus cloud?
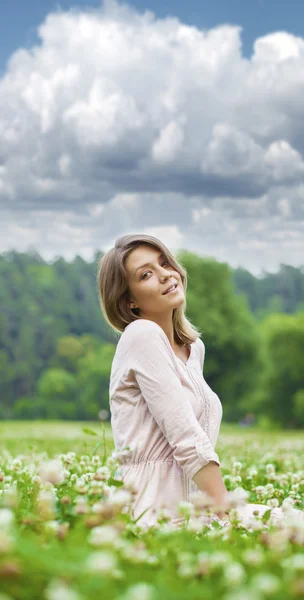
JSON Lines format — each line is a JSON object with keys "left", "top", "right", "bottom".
{"left": 0, "top": 0, "right": 303, "bottom": 274}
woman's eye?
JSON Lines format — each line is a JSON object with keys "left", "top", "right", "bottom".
{"left": 141, "top": 260, "right": 170, "bottom": 279}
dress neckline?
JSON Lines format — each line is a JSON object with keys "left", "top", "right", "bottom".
{"left": 174, "top": 342, "right": 193, "bottom": 366}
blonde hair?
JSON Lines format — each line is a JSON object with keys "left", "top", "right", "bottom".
{"left": 96, "top": 233, "right": 202, "bottom": 345}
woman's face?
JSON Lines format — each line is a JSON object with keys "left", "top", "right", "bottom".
{"left": 125, "top": 245, "right": 185, "bottom": 317}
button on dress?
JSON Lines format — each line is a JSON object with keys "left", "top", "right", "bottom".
{"left": 109, "top": 318, "right": 304, "bottom": 529}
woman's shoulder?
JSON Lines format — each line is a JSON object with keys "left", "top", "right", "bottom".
{"left": 121, "top": 319, "right": 166, "bottom": 347}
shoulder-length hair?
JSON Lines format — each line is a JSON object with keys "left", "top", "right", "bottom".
{"left": 96, "top": 233, "right": 202, "bottom": 345}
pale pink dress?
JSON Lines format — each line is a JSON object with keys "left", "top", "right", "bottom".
{"left": 109, "top": 318, "right": 304, "bottom": 529}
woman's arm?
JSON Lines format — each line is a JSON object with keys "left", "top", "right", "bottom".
{"left": 193, "top": 461, "right": 229, "bottom": 518}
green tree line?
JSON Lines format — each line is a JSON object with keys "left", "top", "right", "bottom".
{"left": 0, "top": 249, "right": 304, "bottom": 428}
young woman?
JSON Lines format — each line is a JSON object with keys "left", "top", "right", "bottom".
{"left": 97, "top": 233, "right": 304, "bottom": 529}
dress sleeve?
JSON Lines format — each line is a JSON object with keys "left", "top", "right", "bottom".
{"left": 126, "top": 321, "right": 220, "bottom": 480}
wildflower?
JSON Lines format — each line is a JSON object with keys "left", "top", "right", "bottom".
{"left": 177, "top": 552, "right": 196, "bottom": 579}
{"left": 177, "top": 501, "right": 194, "bottom": 519}
{"left": 224, "top": 562, "right": 246, "bottom": 586}
{"left": 265, "top": 463, "right": 275, "bottom": 473}
{"left": 85, "top": 550, "right": 122, "bottom": 578}
{"left": 243, "top": 549, "right": 263, "bottom": 566}
{"left": 248, "top": 468, "right": 258, "bottom": 477}
{"left": 39, "top": 460, "right": 65, "bottom": 485}
{"left": 117, "top": 582, "right": 155, "bottom": 600}
{"left": 3, "top": 483, "right": 19, "bottom": 508}
{"left": 251, "top": 573, "right": 281, "bottom": 595}
{"left": 98, "top": 409, "right": 109, "bottom": 421}
{"left": 155, "top": 507, "right": 173, "bottom": 523}
{"left": 210, "top": 551, "right": 231, "bottom": 568}
{"left": 189, "top": 490, "right": 214, "bottom": 511}
{"left": 44, "top": 579, "right": 81, "bottom": 600}
{"left": 186, "top": 517, "right": 206, "bottom": 534}
{"left": 11, "top": 459, "right": 22, "bottom": 471}
{"left": 36, "top": 489, "right": 56, "bottom": 521}
{"left": 226, "top": 487, "right": 249, "bottom": 508}
{"left": 74, "top": 480, "right": 88, "bottom": 494}
{"left": 266, "top": 498, "right": 279, "bottom": 508}
{"left": 196, "top": 552, "right": 211, "bottom": 576}
{"left": 108, "top": 489, "right": 132, "bottom": 509}
{"left": 45, "top": 520, "right": 62, "bottom": 535}
{"left": 0, "top": 509, "right": 14, "bottom": 531}
{"left": 88, "top": 525, "right": 119, "bottom": 547}
{"left": 74, "top": 496, "right": 89, "bottom": 515}
{"left": 283, "top": 554, "right": 304, "bottom": 571}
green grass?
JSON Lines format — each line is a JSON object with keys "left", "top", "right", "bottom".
{"left": 0, "top": 421, "right": 303, "bottom": 600}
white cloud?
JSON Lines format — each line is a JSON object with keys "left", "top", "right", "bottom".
{"left": 152, "top": 120, "right": 184, "bottom": 164}
{"left": 0, "top": 0, "right": 303, "bottom": 273}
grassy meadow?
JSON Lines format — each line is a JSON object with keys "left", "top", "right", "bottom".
{"left": 0, "top": 421, "right": 303, "bottom": 600}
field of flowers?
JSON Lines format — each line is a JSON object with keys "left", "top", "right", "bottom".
{"left": 0, "top": 421, "right": 303, "bottom": 600}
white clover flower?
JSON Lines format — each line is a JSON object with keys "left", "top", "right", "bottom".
{"left": 109, "top": 489, "right": 132, "bottom": 509}
{"left": 197, "top": 551, "right": 211, "bottom": 570}
{"left": 188, "top": 490, "right": 213, "bottom": 509}
{"left": 32, "top": 475, "right": 42, "bottom": 485}
{"left": 251, "top": 573, "right": 281, "bottom": 595}
{"left": 224, "top": 562, "right": 246, "bottom": 585}
{"left": 11, "top": 458, "right": 22, "bottom": 471}
{"left": 177, "top": 501, "right": 194, "bottom": 519}
{"left": 44, "top": 579, "right": 81, "bottom": 600}
{"left": 243, "top": 549, "right": 263, "bottom": 566}
{"left": 283, "top": 553, "right": 304, "bottom": 571}
{"left": 209, "top": 551, "right": 231, "bottom": 568}
{"left": 119, "top": 582, "right": 155, "bottom": 600}
{"left": 85, "top": 550, "right": 118, "bottom": 574}
{"left": 177, "top": 563, "right": 196, "bottom": 578}
{"left": 156, "top": 522, "right": 177, "bottom": 535}
{"left": 184, "top": 517, "right": 204, "bottom": 534}
{"left": 74, "top": 497, "right": 89, "bottom": 515}
{"left": 44, "top": 520, "right": 61, "bottom": 535}
{"left": 3, "top": 483, "right": 19, "bottom": 508}
{"left": 39, "top": 460, "right": 65, "bottom": 485}
{"left": 0, "top": 509, "right": 14, "bottom": 531}
{"left": 291, "top": 474, "right": 301, "bottom": 484}
{"left": 265, "top": 463, "right": 275, "bottom": 472}
{"left": 96, "top": 465, "right": 111, "bottom": 478}
{"left": 36, "top": 489, "right": 56, "bottom": 520}
{"left": 282, "top": 497, "right": 295, "bottom": 511}
{"left": 255, "top": 485, "right": 266, "bottom": 499}
{"left": 291, "top": 483, "right": 300, "bottom": 492}
{"left": 88, "top": 525, "right": 119, "bottom": 547}
{"left": 266, "top": 498, "right": 279, "bottom": 508}
{"left": 74, "top": 481, "right": 88, "bottom": 494}
{"left": 248, "top": 468, "right": 258, "bottom": 477}
{"left": 227, "top": 487, "right": 249, "bottom": 507}
{"left": 155, "top": 507, "right": 173, "bottom": 522}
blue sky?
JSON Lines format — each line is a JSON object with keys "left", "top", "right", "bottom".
{"left": 2, "top": 0, "right": 304, "bottom": 71}
{"left": 1, "top": 0, "right": 304, "bottom": 274}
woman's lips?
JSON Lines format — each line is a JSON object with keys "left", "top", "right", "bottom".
{"left": 163, "top": 284, "right": 179, "bottom": 295}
